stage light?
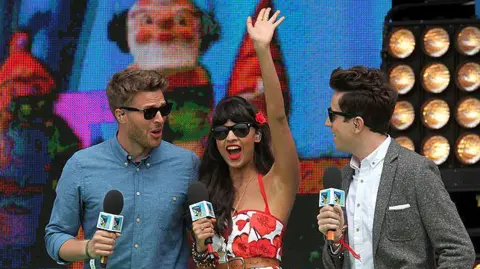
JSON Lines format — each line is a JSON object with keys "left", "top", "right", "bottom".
{"left": 424, "top": 27, "right": 450, "bottom": 57}
{"left": 383, "top": 16, "right": 479, "bottom": 169}
{"left": 391, "top": 101, "right": 415, "bottom": 130}
{"left": 395, "top": 136, "right": 415, "bottom": 151}
{"left": 456, "top": 26, "right": 480, "bottom": 56}
{"left": 389, "top": 64, "right": 415, "bottom": 94}
{"left": 456, "top": 97, "right": 480, "bottom": 128}
{"left": 456, "top": 62, "right": 479, "bottom": 92}
{"left": 422, "top": 63, "right": 450, "bottom": 93}
{"left": 421, "top": 99, "right": 450, "bottom": 129}
{"left": 388, "top": 29, "right": 416, "bottom": 58}
{"left": 422, "top": 135, "right": 450, "bottom": 165}
{"left": 455, "top": 133, "right": 480, "bottom": 165}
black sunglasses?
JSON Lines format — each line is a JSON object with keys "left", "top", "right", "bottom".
{"left": 211, "top": 123, "right": 253, "bottom": 140}
{"left": 327, "top": 107, "right": 356, "bottom": 122}
{"left": 120, "top": 103, "right": 173, "bottom": 120}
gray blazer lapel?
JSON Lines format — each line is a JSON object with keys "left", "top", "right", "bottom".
{"left": 340, "top": 165, "right": 353, "bottom": 267}
{"left": 372, "top": 140, "right": 400, "bottom": 256}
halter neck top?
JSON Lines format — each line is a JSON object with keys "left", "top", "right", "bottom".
{"left": 212, "top": 174, "right": 285, "bottom": 268}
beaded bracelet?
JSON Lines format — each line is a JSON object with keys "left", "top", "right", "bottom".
{"left": 191, "top": 241, "right": 215, "bottom": 268}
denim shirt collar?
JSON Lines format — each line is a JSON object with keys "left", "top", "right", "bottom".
{"left": 110, "top": 133, "right": 161, "bottom": 167}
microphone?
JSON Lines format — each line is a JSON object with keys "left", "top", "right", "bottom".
{"left": 96, "top": 190, "right": 124, "bottom": 268}
{"left": 187, "top": 182, "right": 215, "bottom": 258}
{"left": 319, "top": 167, "right": 345, "bottom": 243}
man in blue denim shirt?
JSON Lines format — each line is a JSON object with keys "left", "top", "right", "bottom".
{"left": 45, "top": 69, "right": 200, "bottom": 268}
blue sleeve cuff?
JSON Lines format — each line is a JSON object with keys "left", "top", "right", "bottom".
{"left": 48, "top": 233, "right": 75, "bottom": 265}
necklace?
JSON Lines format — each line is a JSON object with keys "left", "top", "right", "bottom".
{"left": 222, "top": 174, "right": 256, "bottom": 261}
{"left": 232, "top": 174, "right": 256, "bottom": 213}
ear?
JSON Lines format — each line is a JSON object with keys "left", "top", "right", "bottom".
{"left": 254, "top": 131, "right": 262, "bottom": 143}
{"left": 115, "top": 108, "right": 126, "bottom": 123}
{"left": 353, "top": 117, "right": 365, "bottom": 133}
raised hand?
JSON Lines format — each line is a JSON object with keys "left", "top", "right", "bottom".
{"left": 247, "top": 8, "right": 285, "bottom": 49}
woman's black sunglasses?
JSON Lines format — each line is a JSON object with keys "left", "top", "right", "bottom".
{"left": 211, "top": 123, "right": 253, "bottom": 140}
{"left": 120, "top": 103, "right": 173, "bottom": 120}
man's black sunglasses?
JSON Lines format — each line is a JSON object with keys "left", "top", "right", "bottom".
{"left": 120, "top": 103, "right": 173, "bottom": 120}
{"left": 327, "top": 107, "right": 356, "bottom": 122}
{"left": 211, "top": 123, "right": 253, "bottom": 140}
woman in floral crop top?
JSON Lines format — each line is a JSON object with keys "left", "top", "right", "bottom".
{"left": 191, "top": 7, "right": 301, "bottom": 269}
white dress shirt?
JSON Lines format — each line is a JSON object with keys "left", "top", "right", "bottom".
{"left": 347, "top": 136, "right": 391, "bottom": 269}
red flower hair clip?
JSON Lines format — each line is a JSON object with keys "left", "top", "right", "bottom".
{"left": 255, "top": 111, "right": 267, "bottom": 125}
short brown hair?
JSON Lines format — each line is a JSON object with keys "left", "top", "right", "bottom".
{"left": 106, "top": 68, "right": 168, "bottom": 115}
{"left": 330, "top": 66, "right": 398, "bottom": 134}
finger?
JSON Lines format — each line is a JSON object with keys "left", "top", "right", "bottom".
{"left": 115, "top": 233, "right": 121, "bottom": 238}
{"left": 319, "top": 223, "right": 340, "bottom": 234}
{"left": 257, "top": 8, "right": 266, "bottom": 21}
{"left": 95, "top": 230, "right": 111, "bottom": 237}
{"left": 247, "top": 16, "right": 254, "bottom": 32}
{"left": 193, "top": 218, "right": 210, "bottom": 225}
{"left": 322, "top": 218, "right": 341, "bottom": 227}
{"left": 95, "top": 249, "right": 114, "bottom": 257}
{"left": 321, "top": 210, "right": 341, "bottom": 220}
{"left": 97, "top": 231, "right": 116, "bottom": 239}
{"left": 192, "top": 227, "right": 202, "bottom": 236}
{"left": 323, "top": 223, "right": 340, "bottom": 232}
{"left": 264, "top": 8, "right": 271, "bottom": 21}
{"left": 269, "top": 10, "right": 280, "bottom": 23}
{"left": 193, "top": 225, "right": 210, "bottom": 236}
{"left": 202, "top": 227, "right": 214, "bottom": 234}
{"left": 198, "top": 232, "right": 215, "bottom": 240}
{"left": 95, "top": 236, "right": 116, "bottom": 245}
{"left": 94, "top": 243, "right": 115, "bottom": 252}
{"left": 318, "top": 218, "right": 341, "bottom": 231}
{"left": 320, "top": 205, "right": 334, "bottom": 213}
{"left": 192, "top": 219, "right": 208, "bottom": 229}
{"left": 333, "top": 205, "right": 344, "bottom": 214}
{"left": 273, "top": 16, "right": 285, "bottom": 27}
{"left": 333, "top": 206, "right": 344, "bottom": 220}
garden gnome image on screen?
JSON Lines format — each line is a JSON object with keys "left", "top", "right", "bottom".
{"left": 0, "top": 32, "right": 79, "bottom": 268}
{"left": 108, "top": 0, "right": 220, "bottom": 156}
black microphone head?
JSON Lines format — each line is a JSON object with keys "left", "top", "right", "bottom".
{"left": 323, "top": 166, "right": 342, "bottom": 189}
{"left": 103, "top": 190, "right": 124, "bottom": 215}
{"left": 187, "top": 181, "right": 209, "bottom": 205}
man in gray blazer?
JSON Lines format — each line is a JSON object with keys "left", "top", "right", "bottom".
{"left": 317, "top": 66, "right": 475, "bottom": 269}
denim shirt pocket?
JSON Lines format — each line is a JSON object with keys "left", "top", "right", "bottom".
{"left": 156, "top": 191, "right": 187, "bottom": 232}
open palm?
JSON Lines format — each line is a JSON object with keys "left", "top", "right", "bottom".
{"left": 247, "top": 8, "right": 285, "bottom": 48}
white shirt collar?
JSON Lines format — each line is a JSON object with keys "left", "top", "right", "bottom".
{"left": 350, "top": 136, "right": 391, "bottom": 171}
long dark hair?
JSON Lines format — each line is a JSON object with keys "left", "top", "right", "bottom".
{"left": 199, "top": 96, "right": 274, "bottom": 234}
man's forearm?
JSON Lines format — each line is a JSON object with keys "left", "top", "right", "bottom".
{"left": 59, "top": 238, "right": 90, "bottom": 262}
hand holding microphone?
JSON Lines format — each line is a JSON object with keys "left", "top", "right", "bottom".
{"left": 187, "top": 182, "right": 216, "bottom": 257}
{"left": 90, "top": 190, "right": 124, "bottom": 268}
{"left": 192, "top": 218, "right": 216, "bottom": 252}
{"left": 86, "top": 230, "right": 120, "bottom": 258}
{"left": 317, "top": 167, "right": 345, "bottom": 243}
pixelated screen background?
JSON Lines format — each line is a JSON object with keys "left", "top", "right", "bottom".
{"left": 0, "top": 0, "right": 390, "bottom": 268}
